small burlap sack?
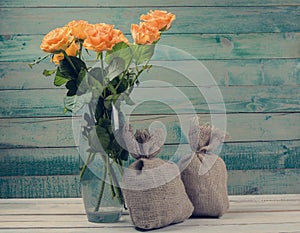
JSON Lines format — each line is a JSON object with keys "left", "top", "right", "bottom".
{"left": 179, "top": 117, "right": 229, "bottom": 217}
{"left": 122, "top": 125, "right": 194, "bottom": 230}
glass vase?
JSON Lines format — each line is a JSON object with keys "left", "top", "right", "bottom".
{"left": 74, "top": 101, "right": 127, "bottom": 223}
{"left": 80, "top": 155, "right": 123, "bottom": 223}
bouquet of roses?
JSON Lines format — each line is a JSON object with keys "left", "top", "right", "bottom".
{"left": 30, "top": 10, "right": 175, "bottom": 212}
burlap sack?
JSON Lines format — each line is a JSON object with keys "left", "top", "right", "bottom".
{"left": 122, "top": 125, "right": 194, "bottom": 230}
{"left": 179, "top": 117, "right": 229, "bottom": 217}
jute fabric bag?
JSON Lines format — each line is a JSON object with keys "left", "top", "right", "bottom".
{"left": 122, "top": 125, "right": 194, "bottom": 230}
{"left": 179, "top": 117, "right": 229, "bottom": 217}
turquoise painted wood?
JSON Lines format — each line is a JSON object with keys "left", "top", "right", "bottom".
{"left": 0, "top": 114, "right": 299, "bottom": 148}
{"left": 1, "top": 60, "right": 299, "bottom": 89}
{"left": 1, "top": 141, "right": 299, "bottom": 177}
{"left": 0, "top": 86, "right": 299, "bottom": 117}
{"left": 1, "top": 7, "right": 300, "bottom": 34}
{"left": 2, "top": 0, "right": 300, "bottom": 7}
{"left": 0, "top": 0, "right": 299, "bottom": 198}
{"left": 1, "top": 169, "right": 300, "bottom": 198}
{"left": 1, "top": 33, "right": 300, "bottom": 62}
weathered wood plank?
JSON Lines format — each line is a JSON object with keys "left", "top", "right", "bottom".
{"left": 222, "top": 141, "right": 300, "bottom": 170}
{"left": 0, "top": 113, "right": 299, "bottom": 148}
{"left": 0, "top": 198, "right": 86, "bottom": 214}
{"left": 1, "top": 7, "right": 300, "bottom": 35}
{"left": 130, "top": 113, "right": 300, "bottom": 142}
{"left": 0, "top": 117, "right": 76, "bottom": 148}
{"left": 228, "top": 169, "right": 300, "bottom": 195}
{"left": 1, "top": 223, "right": 300, "bottom": 233}
{"left": 0, "top": 175, "right": 81, "bottom": 198}
{"left": 1, "top": 33, "right": 300, "bottom": 62}
{"left": 1, "top": 85, "right": 299, "bottom": 117}
{"left": 0, "top": 212, "right": 300, "bottom": 229}
{"left": 1, "top": 194, "right": 299, "bottom": 206}
{"left": 158, "top": 33, "right": 300, "bottom": 60}
{"left": 2, "top": 211, "right": 296, "bottom": 224}
{"left": 1, "top": 59, "right": 300, "bottom": 90}
{"left": 0, "top": 147, "right": 80, "bottom": 176}
{"left": 0, "top": 196, "right": 299, "bottom": 233}
{"left": 0, "top": 195, "right": 299, "bottom": 233}
{"left": 2, "top": 0, "right": 300, "bottom": 7}
{"left": 1, "top": 169, "right": 299, "bottom": 198}
{"left": 1, "top": 141, "right": 299, "bottom": 177}
{"left": 2, "top": 194, "right": 298, "bottom": 204}
{"left": 230, "top": 194, "right": 300, "bottom": 202}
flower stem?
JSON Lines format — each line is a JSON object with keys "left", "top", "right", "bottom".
{"left": 132, "top": 60, "right": 151, "bottom": 85}
{"left": 94, "top": 154, "right": 108, "bottom": 212}
{"left": 107, "top": 158, "right": 116, "bottom": 199}
{"left": 115, "top": 160, "right": 124, "bottom": 177}
{"left": 98, "top": 52, "right": 105, "bottom": 78}
{"left": 108, "top": 160, "right": 124, "bottom": 205}
{"left": 77, "top": 39, "right": 84, "bottom": 60}
{"left": 28, "top": 54, "right": 51, "bottom": 68}
{"left": 80, "top": 152, "right": 95, "bottom": 178}
{"left": 62, "top": 51, "right": 77, "bottom": 73}
{"left": 94, "top": 176, "right": 106, "bottom": 212}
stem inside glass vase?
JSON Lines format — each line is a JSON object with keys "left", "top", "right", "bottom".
{"left": 80, "top": 151, "right": 124, "bottom": 213}
{"left": 94, "top": 154, "right": 108, "bottom": 212}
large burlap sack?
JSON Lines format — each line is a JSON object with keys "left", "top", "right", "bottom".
{"left": 179, "top": 117, "right": 229, "bottom": 217}
{"left": 122, "top": 126, "right": 194, "bottom": 230}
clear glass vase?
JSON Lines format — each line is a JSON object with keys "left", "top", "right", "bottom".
{"left": 74, "top": 102, "right": 126, "bottom": 223}
{"left": 80, "top": 156, "right": 123, "bottom": 223}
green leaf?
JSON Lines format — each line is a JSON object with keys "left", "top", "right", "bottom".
{"left": 89, "top": 75, "right": 104, "bottom": 98}
{"left": 105, "top": 94, "right": 119, "bottom": 102}
{"left": 98, "top": 118, "right": 111, "bottom": 129}
{"left": 88, "top": 126, "right": 110, "bottom": 153}
{"left": 116, "top": 78, "right": 129, "bottom": 94}
{"left": 75, "top": 68, "right": 104, "bottom": 97}
{"left": 59, "top": 56, "right": 86, "bottom": 79}
{"left": 43, "top": 69, "right": 56, "bottom": 77}
{"left": 88, "top": 67, "right": 106, "bottom": 98}
{"left": 95, "top": 98, "right": 105, "bottom": 120}
{"left": 89, "top": 67, "right": 105, "bottom": 85}
{"left": 96, "top": 125, "right": 111, "bottom": 150}
{"left": 104, "top": 100, "right": 114, "bottom": 110}
{"left": 106, "top": 42, "right": 132, "bottom": 68}
{"left": 105, "top": 57, "right": 125, "bottom": 82}
{"left": 107, "top": 83, "right": 117, "bottom": 95}
{"left": 104, "top": 94, "right": 120, "bottom": 109}
{"left": 54, "top": 68, "right": 70, "bottom": 86}
{"left": 65, "top": 80, "right": 77, "bottom": 96}
{"left": 77, "top": 69, "right": 89, "bottom": 95}
{"left": 64, "top": 92, "right": 92, "bottom": 113}
{"left": 77, "top": 68, "right": 86, "bottom": 85}
{"left": 131, "top": 44, "right": 155, "bottom": 65}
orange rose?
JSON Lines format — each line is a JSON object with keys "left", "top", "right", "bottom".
{"left": 66, "top": 20, "right": 90, "bottom": 40}
{"left": 140, "top": 10, "right": 176, "bottom": 31}
{"left": 113, "top": 29, "right": 129, "bottom": 45}
{"left": 65, "top": 39, "right": 79, "bottom": 56}
{"left": 40, "top": 27, "right": 71, "bottom": 53}
{"left": 51, "top": 39, "right": 79, "bottom": 64}
{"left": 83, "top": 23, "right": 128, "bottom": 52}
{"left": 51, "top": 53, "right": 64, "bottom": 65}
{"left": 131, "top": 22, "right": 160, "bottom": 45}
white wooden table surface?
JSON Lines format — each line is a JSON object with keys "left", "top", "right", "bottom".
{"left": 0, "top": 195, "right": 300, "bottom": 233}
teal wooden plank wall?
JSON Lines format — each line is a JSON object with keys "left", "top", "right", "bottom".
{"left": 0, "top": 0, "right": 300, "bottom": 198}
